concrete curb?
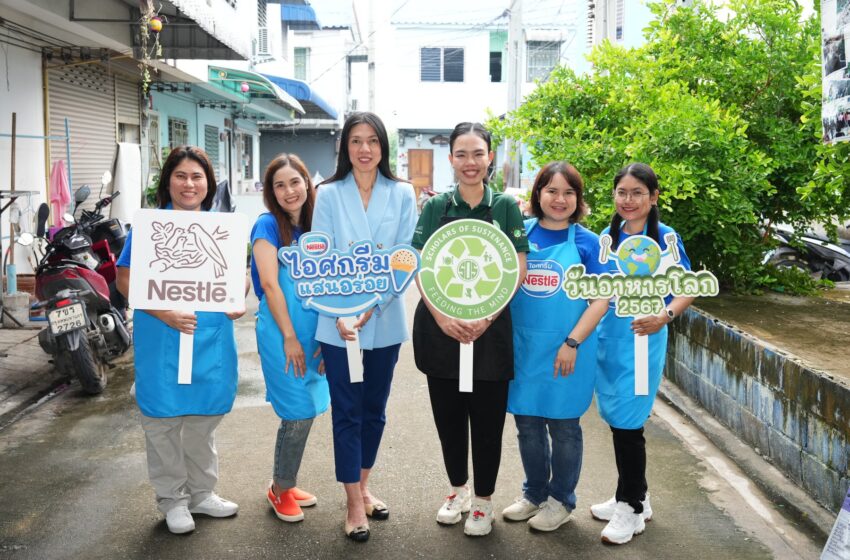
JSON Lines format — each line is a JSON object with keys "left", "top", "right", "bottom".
{"left": 658, "top": 378, "right": 835, "bottom": 540}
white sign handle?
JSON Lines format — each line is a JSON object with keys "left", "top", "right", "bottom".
{"left": 178, "top": 332, "right": 193, "bottom": 384}
{"left": 341, "top": 316, "right": 363, "bottom": 383}
{"left": 459, "top": 341, "right": 474, "bottom": 393}
{"left": 634, "top": 329, "right": 649, "bottom": 396}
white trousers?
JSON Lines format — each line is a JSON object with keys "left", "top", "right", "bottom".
{"left": 140, "top": 414, "right": 224, "bottom": 514}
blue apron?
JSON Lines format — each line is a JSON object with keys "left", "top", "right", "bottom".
{"left": 508, "top": 220, "right": 598, "bottom": 419}
{"left": 256, "top": 262, "right": 329, "bottom": 420}
{"left": 134, "top": 310, "right": 238, "bottom": 417}
{"left": 595, "top": 225, "right": 667, "bottom": 430}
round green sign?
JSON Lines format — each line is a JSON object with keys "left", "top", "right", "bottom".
{"left": 418, "top": 219, "right": 519, "bottom": 321}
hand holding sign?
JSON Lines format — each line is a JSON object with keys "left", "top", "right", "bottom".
{"left": 278, "top": 232, "right": 420, "bottom": 383}
{"left": 129, "top": 209, "right": 249, "bottom": 384}
{"left": 418, "top": 219, "right": 519, "bottom": 392}
{"left": 565, "top": 233, "right": 719, "bottom": 395}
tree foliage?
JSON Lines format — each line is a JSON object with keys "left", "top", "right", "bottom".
{"left": 491, "top": 0, "right": 850, "bottom": 292}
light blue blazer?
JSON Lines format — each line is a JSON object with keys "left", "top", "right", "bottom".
{"left": 311, "top": 172, "right": 418, "bottom": 349}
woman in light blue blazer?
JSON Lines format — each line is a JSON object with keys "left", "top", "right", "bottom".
{"left": 312, "top": 112, "right": 417, "bottom": 542}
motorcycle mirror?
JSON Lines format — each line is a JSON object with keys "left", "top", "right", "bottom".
{"left": 16, "top": 232, "right": 34, "bottom": 246}
{"left": 36, "top": 203, "right": 49, "bottom": 237}
{"left": 101, "top": 171, "right": 112, "bottom": 186}
{"left": 63, "top": 213, "right": 76, "bottom": 224}
{"left": 74, "top": 185, "right": 91, "bottom": 204}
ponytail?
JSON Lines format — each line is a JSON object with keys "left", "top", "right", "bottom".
{"left": 609, "top": 213, "right": 624, "bottom": 249}
{"left": 646, "top": 205, "right": 660, "bottom": 245}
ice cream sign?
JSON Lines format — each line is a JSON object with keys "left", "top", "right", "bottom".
{"left": 279, "top": 232, "right": 420, "bottom": 316}
{"left": 563, "top": 232, "right": 719, "bottom": 395}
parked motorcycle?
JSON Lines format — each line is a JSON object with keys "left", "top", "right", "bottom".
{"left": 767, "top": 223, "right": 850, "bottom": 282}
{"left": 30, "top": 173, "right": 131, "bottom": 394}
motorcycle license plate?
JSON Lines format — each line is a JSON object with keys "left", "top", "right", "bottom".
{"left": 48, "top": 304, "right": 86, "bottom": 335}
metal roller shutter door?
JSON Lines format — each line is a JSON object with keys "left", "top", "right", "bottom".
{"left": 48, "top": 63, "right": 117, "bottom": 213}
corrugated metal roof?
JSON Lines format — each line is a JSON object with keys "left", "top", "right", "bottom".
{"left": 390, "top": 0, "right": 580, "bottom": 28}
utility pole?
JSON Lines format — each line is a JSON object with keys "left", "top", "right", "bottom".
{"left": 367, "top": 0, "right": 376, "bottom": 112}
{"left": 505, "top": 0, "right": 522, "bottom": 190}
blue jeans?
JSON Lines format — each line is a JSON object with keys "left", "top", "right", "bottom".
{"left": 273, "top": 418, "right": 314, "bottom": 489}
{"left": 514, "top": 415, "right": 583, "bottom": 510}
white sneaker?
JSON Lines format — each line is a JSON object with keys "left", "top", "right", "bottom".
{"left": 527, "top": 497, "right": 571, "bottom": 532}
{"left": 463, "top": 498, "right": 495, "bottom": 537}
{"left": 600, "top": 501, "right": 645, "bottom": 544}
{"left": 590, "top": 493, "right": 652, "bottom": 521}
{"left": 165, "top": 505, "right": 195, "bottom": 534}
{"left": 436, "top": 485, "right": 471, "bottom": 525}
{"left": 501, "top": 497, "right": 540, "bottom": 521}
{"left": 189, "top": 493, "right": 239, "bottom": 517}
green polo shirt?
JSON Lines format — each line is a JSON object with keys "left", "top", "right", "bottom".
{"left": 412, "top": 185, "right": 530, "bottom": 252}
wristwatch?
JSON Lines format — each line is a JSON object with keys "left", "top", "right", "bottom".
{"left": 565, "top": 337, "right": 579, "bottom": 348}
{"left": 665, "top": 307, "right": 675, "bottom": 321}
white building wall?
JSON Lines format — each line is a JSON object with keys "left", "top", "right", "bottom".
{"left": 385, "top": 28, "right": 508, "bottom": 130}
{"left": 0, "top": 45, "right": 47, "bottom": 273}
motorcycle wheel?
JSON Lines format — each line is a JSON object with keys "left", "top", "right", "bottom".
{"left": 68, "top": 339, "right": 108, "bottom": 395}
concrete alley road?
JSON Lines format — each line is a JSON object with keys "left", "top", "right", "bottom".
{"left": 0, "top": 291, "right": 825, "bottom": 560}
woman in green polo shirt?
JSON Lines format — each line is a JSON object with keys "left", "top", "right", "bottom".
{"left": 411, "top": 122, "right": 528, "bottom": 537}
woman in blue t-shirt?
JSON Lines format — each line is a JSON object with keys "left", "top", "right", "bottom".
{"left": 502, "top": 162, "right": 609, "bottom": 531}
{"left": 250, "top": 154, "right": 329, "bottom": 524}
{"left": 591, "top": 163, "right": 695, "bottom": 545}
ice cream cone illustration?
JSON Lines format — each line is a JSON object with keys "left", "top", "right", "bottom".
{"left": 390, "top": 248, "right": 418, "bottom": 292}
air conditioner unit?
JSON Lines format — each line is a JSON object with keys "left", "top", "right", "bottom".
{"left": 257, "top": 27, "right": 271, "bottom": 57}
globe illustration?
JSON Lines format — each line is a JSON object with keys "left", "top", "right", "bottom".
{"left": 616, "top": 236, "right": 661, "bottom": 276}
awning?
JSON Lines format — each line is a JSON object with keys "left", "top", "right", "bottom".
{"left": 205, "top": 66, "right": 305, "bottom": 122}
{"left": 282, "top": 3, "right": 321, "bottom": 30}
{"left": 261, "top": 74, "right": 338, "bottom": 120}
{"left": 167, "top": 0, "right": 252, "bottom": 59}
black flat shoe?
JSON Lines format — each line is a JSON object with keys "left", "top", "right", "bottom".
{"left": 364, "top": 500, "right": 390, "bottom": 520}
{"left": 345, "top": 522, "right": 370, "bottom": 542}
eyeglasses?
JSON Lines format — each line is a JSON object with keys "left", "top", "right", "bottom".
{"left": 614, "top": 190, "right": 650, "bottom": 202}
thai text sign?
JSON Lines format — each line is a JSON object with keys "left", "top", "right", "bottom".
{"left": 129, "top": 209, "right": 249, "bottom": 312}
{"left": 278, "top": 232, "right": 420, "bottom": 317}
{"left": 563, "top": 232, "right": 719, "bottom": 315}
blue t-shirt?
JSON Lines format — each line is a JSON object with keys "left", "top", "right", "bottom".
{"left": 250, "top": 212, "right": 302, "bottom": 300}
{"left": 116, "top": 229, "right": 133, "bottom": 268}
{"left": 528, "top": 222, "right": 608, "bottom": 275}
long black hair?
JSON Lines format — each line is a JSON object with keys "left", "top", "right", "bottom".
{"left": 157, "top": 146, "right": 218, "bottom": 211}
{"left": 608, "top": 162, "right": 660, "bottom": 248}
{"left": 320, "top": 112, "right": 402, "bottom": 186}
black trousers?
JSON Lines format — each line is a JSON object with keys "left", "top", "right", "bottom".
{"left": 427, "top": 377, "right": 509, "bottom": 497}
{"left": 612, "top": 426, "right": 647, "bottom": 513}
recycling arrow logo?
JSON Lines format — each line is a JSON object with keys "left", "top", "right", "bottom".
{"left": 418, "top": 219, "right": 519, "bottom": 321}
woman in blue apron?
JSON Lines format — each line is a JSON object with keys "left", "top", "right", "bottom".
{"left": 251, "top": 154, "right": 328, "bottom": 524}
{"left": 591, "top": 163, "right": 694, "bottom": 545}
{"left": 116, "top": 146, "right": 242, "bottom": 535}
{"left": 502, "top": 162, "right": 609, "bottom": 532}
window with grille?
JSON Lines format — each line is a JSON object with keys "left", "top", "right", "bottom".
{"left": 294, "top": 47, "right": 310, "bottom": 81}
{"left": 243, "top": 135, "right": 254, "bottom": 180}
{"left": 526, "top": 41, "right": 561, "bottom": 82}
{"left": 258, "top": 0, "right": 267, "bottom": 26}
{"left": 616, "top": 0, "right": 624, "bottom": 41}
{"left": 204, "top": 125, "right": 220, "bottom": 176}
{"left": 420, "top": 47, "right": 464, "bottom": 82}
{"left": 168, "top": 117, "right": 188, "bottom": 149}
